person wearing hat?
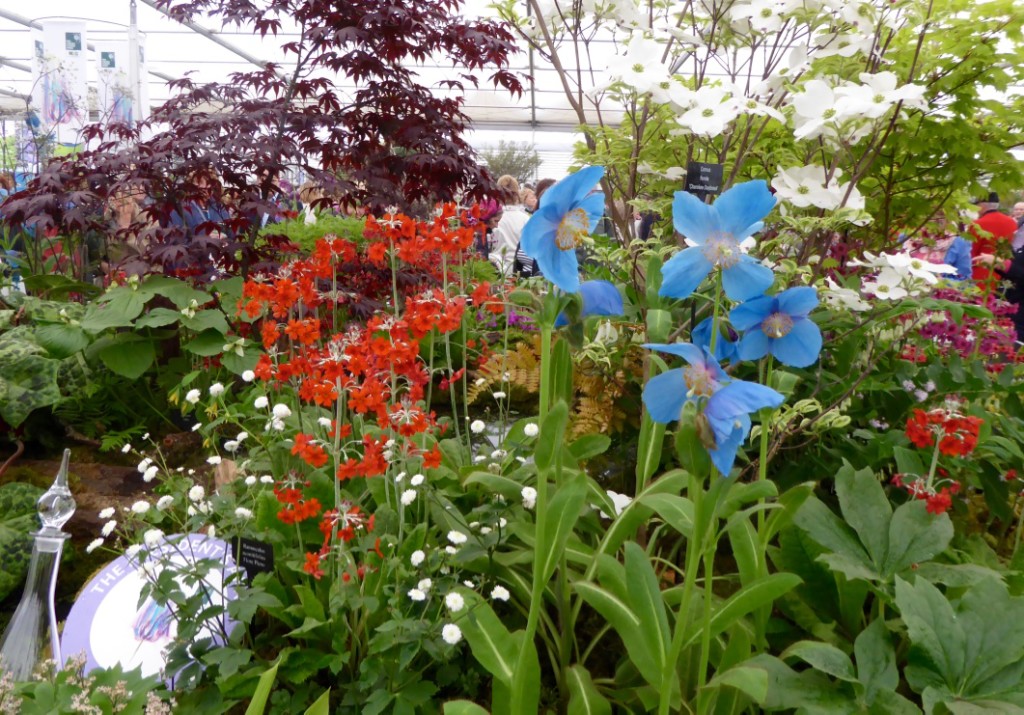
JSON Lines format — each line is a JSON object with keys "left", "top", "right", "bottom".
{"left": 969, "top": 191, "right": 1017, "bottom": 285}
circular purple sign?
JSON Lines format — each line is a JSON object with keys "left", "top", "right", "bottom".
{"left": 62, "top": 533, "right": 236, "bottom": 678}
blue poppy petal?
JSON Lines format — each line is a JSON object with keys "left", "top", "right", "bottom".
{"left": 706, "top": 414, "right": 751, "bottom": 476}
{"left": 539, "top": 166, "right": 604, "bottom": 212}
{"left": 579, "top": 280, "right": 623, "bottom": 318}
{"left": 520, "top": 211, "right": 559, "bottom": 256}
{"left": 642, "top": 342, "right": 706, "bottom": 366}
{"left": 642, "top": 369, "right": 688, "bottom": 424}
{"left": 672, "top": 190, "right": 720, "bottom": 244}
{"left": 577, "top": 192, "right": 607, "bottom": 235}
{"left": 711, "top": 181, "right": 776, "bottom": 240}
{"left": 721, "top": 256, "right": 775, "bottom": 301}
{"left": 776, "top": 286, "right": 819, "bottom": 317}
{"left": 728, "top": 294, "right": 773, "bottom": 331}
{"left": 660, "top": 246, "right": 713, "bottom": 300}
{"left": 705, "top": 380, "right": 784, "bottom": 423}
{"left": 770, "top": 318, "right": 822, "bottom": 368}
{"left": 691, "top": 317, "right": 736, "bottom": 363}
{"left": 538, "top": 240, "right": 580, "bottom": 293}
{"left": 737, "top": 327, "right": 771, "bottom": 362}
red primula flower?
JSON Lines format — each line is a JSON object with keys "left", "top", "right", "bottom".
{"left": 303, "top": 551, "right": 324, "bottom": 579}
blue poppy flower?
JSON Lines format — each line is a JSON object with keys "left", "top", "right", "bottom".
{"left": 691, "top": 317, "right": 737, "bottom": 363}
{"left": 729, "top": 286, "right": 821, "bottom": 367}
{"left": 642, "top": 342, "right": 784, "bottom": 475}
{"left": 660, "top": 180, "right": 777, "bottom": 302}
{"left": 520, "top": 166, "right": 606, "bottom": 294}
{"left": 554, "top": 280, "right": 624, "bottom": 327}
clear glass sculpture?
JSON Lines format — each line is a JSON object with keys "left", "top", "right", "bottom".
{"left": 0, "top": 449, "right": 74, "bottom": 680}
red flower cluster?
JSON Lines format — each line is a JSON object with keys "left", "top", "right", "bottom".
{"left": 905, "top": 407, "right": 982, "bottom": 457}
{"left": 292, "top": 433, "right": 329, "bottom": 468}
{"left": 273, "top": 474, "right": 323, "bottom": 525}
{"left": 892, "top": 473, "right": 961, "bottom": 515}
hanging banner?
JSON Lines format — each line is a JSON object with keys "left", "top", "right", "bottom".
{"left": 95, "top": 41, "right": 136, "bottom": 125}
{"left": 30, "top": 21, "right": 89, "bottom": 144}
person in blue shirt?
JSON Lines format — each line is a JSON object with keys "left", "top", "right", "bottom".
{"left": 905, "top": 211, "right": 973, "bottom": 282}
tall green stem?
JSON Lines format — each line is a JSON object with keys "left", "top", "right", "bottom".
{"left": 539, "top": 324, "right": 553, "bottom": 422}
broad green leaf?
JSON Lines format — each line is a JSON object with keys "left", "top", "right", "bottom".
{"left": 81, "top": 288, "right": 146, "bottom": 330}
{"left": 638, "top": 493, "right": 693, "bottom": 537}
{"left": 508, "top": 631, "right": 541, "bottom": 715}
{"left": 569, "top": 434, "right": 611, "bottom": 461}
{"left": 597, "top": 469, "right": 690, "bottom": 565}
{"left": 834, "top": 464, "right": 891, "bottom": 567}
{"left": 443, "top": 702, "right": 490, "bottom": 715}
{"left": 137, "top": 275, "right": 211, "bottom": 308}
{"left": 0, "top": 337, "right": 61, "bottom": 427}
{"left": 535, "top": 401, "right": 568, "bottom": 471}
{"left": 635, "top": 412, "right": 667, "bottom": 486}
{"left": 97, "top": 336, "right": 156, "bottom": 379}
{"left": 705, "top": 665, "right": 769, "bottom": 704}
{"left": 0, "top": 482, "right": 45, "bottom": 601}
{"left": 304, "top": 689, "right": 331, "bottom": 715}
{"left": 536, "top": 470, "right": 588, "bottom": 585}
{"left": 463, "top": 472, "right": 525, "bottom": 500}
{"left": 133, "top": 307, "right": 183, "bottom": 329}
{"left": 895, "top": 577, "right": 966, "bottom": 690}
{"left": 624, "top": 542, "right": 670, "bottom": 676}
{"left": 459, "top": 599, "right": 517, "bottom": 684}
{"left": 184, "top": 328, "right": 230, "bottom": 356}
{"left": 728, "top": 518, "right": 763, "bottom": 588}
{"left": 794, "top": 498, "right": 875, "bottom": 581}
{"left": 782, "top": 641, "right": 856, "bottom": 682}
{"left": 575, "top": 582, "right": 660, "bottom": 685}
{"left": 855, "top": 618, "right": 898, "bottom": 706}
{"left": 243, "top": 660, "right": 279, "bottom": 715}
{"left": 551, "top": 337, "right": 573, "bottom": 407}
{"left": 181, "top": 308, "right": 230, "bottom": 335}
{"left": 685, "top": 573, "right": 802, "bottom": 650}
{"left": 881, "top": 501, "right": 953, "bottom": 578}
{"left": 566, "top": 664, "right": 612, "bottom": 715}
{"left": 33, "top": 324, "right": 90, "bottom": 358}
{"left": 893, "top": 446, "right": 926, "bottom": 477}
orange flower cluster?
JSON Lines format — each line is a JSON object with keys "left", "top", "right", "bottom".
{"left": 274, "top": 476, "right": 323, "bottom": 526}
{"left": 291, "top": 433, "right": 329, "bottom": 468}
{"left": 892, "top": 473, "right": 961, "bottom": 516}
{"left": 237, "top": 205, "right": 494, "bottom": 569}
{"left": 905, "top": 407, "right": 982, "bottom": 457}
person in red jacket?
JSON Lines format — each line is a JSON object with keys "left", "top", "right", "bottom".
{"left": 969, "top": 192, "right": 1018, "bottom": 285}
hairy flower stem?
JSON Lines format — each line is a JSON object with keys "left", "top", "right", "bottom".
{"left": 660, "top": 471, "right": 705, "bottom": 714}
{"left": 539, "top": 324, "right": 553, "bottom": 422}
{"left": 709, "top": 272, "right": 724, "bottom": 355}
{"left": 441, "top": 255, "right": 462, "bottom": 448}
{"left": 757, "top": 355, "right": 775, "bottom": 532}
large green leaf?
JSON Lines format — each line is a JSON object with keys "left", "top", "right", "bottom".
{"left": 243, "top": 660, "right": 279, "bottom": 715}
{"left": 794, "top": 498, "right": 878, "bottom": 582}
{"left": 638, "top": 493, "right": 694, "bottom": 537}
{"left": 0, "top": 482, "right": 45, "bottom": 601}
{"left": 443, "top": 702, "right": 490, "bottom": 715}
{"left": 96, "top": 335, "right": 157, "bottom": 379}
{"left": 684, "top": 573, "right": 802, "bottom": 650}
{"left": 854, "top": 618, "right": 898, "bottom": 706}
{"left": 635, "top": 412, "right": 667, "bottom": 486}
{"left": 459, "top": 597, "right": 518, "bottom": 686}
{"left": 534, "top": 401, "right": 568, "bottom": 472}
{"left": 623, "top": 542, "right": 670, "bottom": 678}
{"left": 882, "top": 501, "right": 953, "bottom": 577}
{"left": 833, "top": 464, "right": 891, "bottom": 567}
{"left": 136, "top": 275, "right": 211, "bottom": 308}
{"left": 0, "top": 335, "right": 62, "bottom": 427}
{"left": 81, "top": 288, "right": 146, "bottom": 330}
{"left": 536, "top": 470, "right": 588, "bottom": 585}
{"left": 566, "top": 665, "right": 612, "bottom": 715}
{"left": 575, "top": 582, "right": 659, "bottom": 683}
{"left": 782, "top": 641, "right": 856, "bottom": 683}
{"left": 33, "top": 324, "right": 90, "bottom": 358}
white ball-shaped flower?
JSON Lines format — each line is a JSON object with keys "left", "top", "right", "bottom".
{"left": 131, "top": 500, "right": 150, "bottom": 515}
{"left": 188, "top": 485, "right": 206, "bottom": 502}
{"left": 241, "top": 370, "right": 256, "bottom": 382}
{"left": 491, "top": 585, "right": 510, "bottom": 601}
{"left": 98, "top": 507, "right": 115, "bottom": 520}
{"left": 254, "top": 396, "right": 270, "bottom": 409}
{"left": 470, "top": 420, "right": 486, "bottom": 434}
{"left": 185, "top": 389, "right": 202, "bottom": 405}
{"left": 101, "top": 520, "right": 117, "bottom": 537}
{"left": 156, "top": 495, "right": 174, "bottom": 511}
{"left": 408, "top": 588, "right": 427, "bottom": 602}
{"left": 521, "top": 486, "right": 537, "bottom": 510}
{"left": 86, "top": 538, "right": 104, "bottom": 554}
{"left": 524, "top": 423, "right": 539, "bottom": 438}
{"left": 143, "top": 529, "right": 164, "bottom": 547}
{"left": 142, "top": 465, "right": 159, "bottom": 483}
{"left": 235, "top": 507, "right": 253, "bottom": 519}
{"left": 447, "top": 531, "right": 468, "bottom": 545}
{"left": 410, "top": 473, "right": 425, "bottom": 487}
{"left": 272, "top": 403, "right": 292, "bottom": 420}
{"left": 410, "top": 549, "right": 425, "bottom": 566}
{"left": 401, "top": 489, "right": 417, "bottom": 506}
{"left": 209, "top": 383, "right": 225, "bottom": 397}
{"left": 441, "top": 624, "right": 462, "bottom": 645}
{"left": 444, "top": 592, "right": 465, "bottom": 612}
